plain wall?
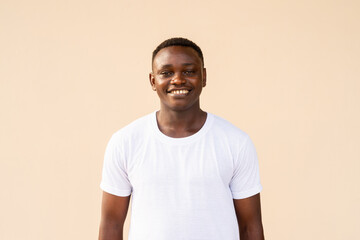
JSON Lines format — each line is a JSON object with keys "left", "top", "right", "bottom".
{"left": 1, "top": 0, "right": 359, "bottom": 239}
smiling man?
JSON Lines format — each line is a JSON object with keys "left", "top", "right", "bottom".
{"left": 99, "top": 38, "right": 265, "bottom": 240}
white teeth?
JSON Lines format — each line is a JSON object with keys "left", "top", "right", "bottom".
{"left": 170, "top": 90, "right": 189, "bottom": 95}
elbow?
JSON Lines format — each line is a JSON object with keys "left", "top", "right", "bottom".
{"left": 98, "top": 219, "right": 124, "bottom": 240}
{"left": 239, "top": 223, "right": 265, "bottom": 240}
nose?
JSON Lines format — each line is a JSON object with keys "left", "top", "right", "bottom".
{"left": 170, "top": 72, "right": 186, "bottom": 85}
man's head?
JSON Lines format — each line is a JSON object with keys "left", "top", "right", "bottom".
{"left": 150, "top": 38, "right": 206, "bottom": 112}
{"left": 152, "top": 37, "right": 204, "bottom": 68}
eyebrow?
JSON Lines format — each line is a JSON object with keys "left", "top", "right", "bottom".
{"left": 159, "top": 63, "right": 195, "bottom": 69}
{"left": 159, "top": 64, "right": 172, "bottom": 69}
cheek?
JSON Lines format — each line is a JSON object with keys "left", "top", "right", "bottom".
{"left": 155, "top": 87, "right": 167, "bottom": 97}
{"left": 155, "top": 80, "right": 169, "bottom": 89}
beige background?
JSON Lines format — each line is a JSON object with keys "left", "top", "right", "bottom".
{"left": 1, "top": 0, "right": 359, "bottom": 239}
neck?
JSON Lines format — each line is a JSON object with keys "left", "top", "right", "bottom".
{"left": 156, "top": 104, "right": 207, "bottom": 138}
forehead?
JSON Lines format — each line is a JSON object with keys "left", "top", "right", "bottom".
{"left": 153, "top": 46, "right": 202, "bottom": 69}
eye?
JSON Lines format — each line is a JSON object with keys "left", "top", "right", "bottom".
{"left": 183, "top": 70, "right": 195, "bottom": 76}
{"left": 160, "top": 71, "right": 173, "bottom": 77}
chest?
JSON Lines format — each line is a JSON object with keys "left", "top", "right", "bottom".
{"left": 126, "top": 139, "right": 235, "bottom": 194}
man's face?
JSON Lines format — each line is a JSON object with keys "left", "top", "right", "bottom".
{"left": 150, "top": 46, "right": 206, "bottom": 112}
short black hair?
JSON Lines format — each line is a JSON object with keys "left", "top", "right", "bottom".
{"left": 152, "top": 37, "right": 204, "bottom": 66}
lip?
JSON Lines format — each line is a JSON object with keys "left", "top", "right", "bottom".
{"left": 167, "top": 89, "right": 192, "bottom": 98}
{"left": 166, "top": 88, "right": 192, "bottom": 93}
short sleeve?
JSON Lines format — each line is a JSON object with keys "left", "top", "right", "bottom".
{"left": 100, "top": 134, "right": 132, "bottom": 197}
{"left": 230, "top": 136, "right": 262, "bottom": 199}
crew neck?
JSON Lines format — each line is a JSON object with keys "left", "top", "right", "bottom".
{"left": 151, "top": 111, "right": 214, "bottom": 145}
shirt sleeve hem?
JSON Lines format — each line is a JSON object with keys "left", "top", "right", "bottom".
{"left": 231, "top": 184, "right": 263, "bottom": 199}
{"left": 100, "top": 182, "right": 132, "bottom": 197}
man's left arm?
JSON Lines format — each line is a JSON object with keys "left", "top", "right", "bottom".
{"left": 233, "top": 193, "right": 265, "bottom": 240}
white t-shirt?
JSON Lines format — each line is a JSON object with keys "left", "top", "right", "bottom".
{"left": 100, "top": 111, "right": 262, "bottom": 240}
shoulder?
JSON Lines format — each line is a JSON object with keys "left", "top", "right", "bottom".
{"left": 207, "top": 113, "right": 256, "bottom": 162}
{"left": 209, "top": 113, "right": 250, "bottom": 142}
{"left": 110, "top": 112, "right": 154, "bottom": 144}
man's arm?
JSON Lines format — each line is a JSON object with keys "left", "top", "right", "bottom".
{"left": 233, "top": 193, "right": 265, "bottom": 240}
{"left": 98, "top": 191, "right": 131, "bottom": 240}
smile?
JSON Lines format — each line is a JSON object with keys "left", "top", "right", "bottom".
{"left": 168, "top": 89, "right": 190, "bottom": 95}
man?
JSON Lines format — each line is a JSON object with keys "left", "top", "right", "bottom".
{"left": 99, "top": 37, "right": 265, "bottom": 240}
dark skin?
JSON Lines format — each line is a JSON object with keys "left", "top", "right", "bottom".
{"left": 150, "top": 46, "right": 207, "bottom": 138}
{"left": 234, "top": 193, "right": 265, "bottom": 239}
{"left": 98, "top": 46, "right": 265, "bottom": 240}
{"left": 99, "top": 192, "right": 130, "bottom": 240}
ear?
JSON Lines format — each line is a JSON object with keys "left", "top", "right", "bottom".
{"left": 202, "top": 68, "right": 207, "bottom": 87}
{"left": 149, "top": 72, "right": 156, "bottom": 91}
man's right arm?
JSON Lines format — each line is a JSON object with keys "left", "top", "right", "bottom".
{"left": 98, "top": 191, "right": 131, "bottom": 240}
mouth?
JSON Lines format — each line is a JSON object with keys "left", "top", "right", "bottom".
{"left": 167, "top": 89, "right": 191, "bottom": 96}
